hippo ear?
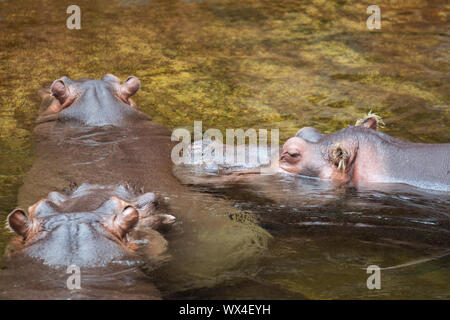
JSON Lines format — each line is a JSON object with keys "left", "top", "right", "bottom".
{"left": 120, "top": 76, "right": 140, "bottom": 99}
{"left": 112, "top": 206, "right": 139, "bottom": 240}
{"left": 50, "top": 79, "right": 70, "bottom": 104}
{"left": 7, "top": 209, "right": 31, "bottom": 238}
{"left": 49, "top": 78, "right": 77, "bottom": 112}
{"left": 328, "top": 142, "right": 358, "bottom": 184}
{"left": 330, "top": 143, "right": 352, "bottom": 172}
{"left": 355, "top": 112, "right": 385, "bottom": 130}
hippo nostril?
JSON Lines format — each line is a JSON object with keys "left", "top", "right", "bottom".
{"left": 125, "top": 76, "right": 138, "bottom": 83}
{"left": 51, "top": 80, "right": 66, "bottom": 99}
{"left": 120, "top": 76, "right": 140, "bottom": 100}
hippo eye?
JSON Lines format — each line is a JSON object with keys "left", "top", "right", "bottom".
{"left": 281, "top": 150, "right": 301, "bottom": 163}
{"left": 287, "top": 152, "right": 300, "bottom": 158}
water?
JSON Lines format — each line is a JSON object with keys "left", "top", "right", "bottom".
{"left": 0, "top": 0, "right": 449, "bottom": 299}
{"left": 165, "top": 168, "right": 450, "bottom": 299}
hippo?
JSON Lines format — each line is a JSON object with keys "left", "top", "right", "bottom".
{"left": 23, "top": 74, "right": 185, "bottom": 201}
{"left": 280, "top": 114, "right": 450, "bottom": 191}
{"left": 0, "top": 74, "right": 268, "bottom": 299}
{"left": 294, "top": 112, "right": 382, "bottom": 143}
{"left": 176, "top": 113, "right": 450, "bottom": 192}
{"left": 36, "top": 74, "right": 149, "bottom": 126}
{"left": 5, "top": 183, "right": 174, "bottom": 267}
{"left": 1, "top": 183, "right": 175, "bottom": 299}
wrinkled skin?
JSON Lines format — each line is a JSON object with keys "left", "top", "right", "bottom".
{"left": 1, "top": 75, "right": 267, "bottom": 299}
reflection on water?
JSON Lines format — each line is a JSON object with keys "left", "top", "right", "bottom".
{"left": 0, "top": 0, "right": 449, "bottom": 299}
{"left": 166, "top": 168, "right": 450, "bottom": 299}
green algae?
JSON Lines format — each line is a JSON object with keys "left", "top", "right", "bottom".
{"left": 0, "top": 0, "right": 448, "bottom": 145}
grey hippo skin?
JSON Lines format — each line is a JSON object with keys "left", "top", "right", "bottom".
{"left": 36, "top": 74, "right": 149, "bottom": 126}
{"left": 0, "top": 74, "right": 267, "bottom": 299}
{"left": 6, "top": 183, "right": 174, "bottom": 267}
{"left": 281, "top": 114, "right": 450, "bottom": 191}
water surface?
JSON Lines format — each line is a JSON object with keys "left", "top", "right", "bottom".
{"left": 0, "top": 0, "right": 449, "bottom": 299}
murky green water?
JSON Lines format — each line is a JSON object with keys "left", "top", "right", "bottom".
{"left": 0, "top": 0, "right": 449, "bottom": 299}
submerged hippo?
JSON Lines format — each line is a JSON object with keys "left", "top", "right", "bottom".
{"left": 37, "top": 74, "right": 148, "bottom": 126}
{"left": 1, "top": 183, "right": 174, "bottom": 299}
{"left": 6, "top": 183, "right": 174, "bottom": 267}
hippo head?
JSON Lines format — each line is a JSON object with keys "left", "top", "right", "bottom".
{"left": 279, "top": 114, "right": 384, "bottom": 183}
{"left": 37, "top": 74, "right": 148, "bottom": 127}
{"left": 6, "top": 183, "right": 175, "bottom": 267}
{"left": 279, "top": 134, "right": 357, "bottom": 183}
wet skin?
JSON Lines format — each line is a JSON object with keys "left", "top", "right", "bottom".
{"left": 2, "top": 74, "right": 267, "bottom": 299}
{"left": 280, "top": 124, "right": 450, "bottom": 191}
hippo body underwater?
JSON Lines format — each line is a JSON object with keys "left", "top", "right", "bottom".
{"left": 0, "top": 74, "right": 268, "bottom": 299}
{"left": 25, "top": 74, "right": 181, "bottom": 199}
